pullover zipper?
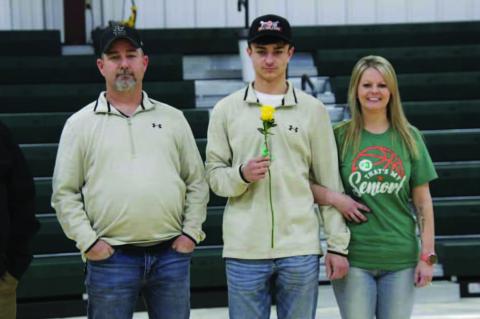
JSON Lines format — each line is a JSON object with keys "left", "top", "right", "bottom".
{"left": 127, "top": 117, "right": 136, "bottom": 157}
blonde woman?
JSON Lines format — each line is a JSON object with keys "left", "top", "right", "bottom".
{"left": 311, "top": 55, "right": 438, "bottom": 319}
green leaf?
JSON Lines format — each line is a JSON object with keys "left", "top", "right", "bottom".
{"left": 261, "top": 146, "right": 269, "bottom": 157}
{"left": 265, "top": 123, "right": 273, "bottom": 130}
{"left": 257, "top": 128, "right": 265, "bottom": 134}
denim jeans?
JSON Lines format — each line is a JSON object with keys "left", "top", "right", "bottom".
{"left": 85, "top": 244, "right": 191, "bottom": 319}
{"left": 332, "top": 266, "right": 415, "bottom": 319}
{"left": 226, "top": 255, "right": 319, "bottom": 319}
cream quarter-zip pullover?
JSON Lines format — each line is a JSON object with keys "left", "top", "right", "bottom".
{"left": 52, "top": 92, "right": 208, "bottom": 253}
{"left": 206, "top": 81, "right": 350, "bottom": 259}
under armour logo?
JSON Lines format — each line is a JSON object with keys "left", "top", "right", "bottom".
{"left": 288, "top": 125, "right": 298, "bottom": 133}
{"left": 152, "top": 123, "right": 162, "bottom": 129}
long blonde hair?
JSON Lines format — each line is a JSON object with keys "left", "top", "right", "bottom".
{"left": 340, "top": 55, "right": 419, "bottom": 159}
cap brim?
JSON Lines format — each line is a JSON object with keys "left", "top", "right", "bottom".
{"left": 248, "top": 33, "right": 291, "bottom": 44}
{"left": 102, "top": 36, "right": 141, "bottom": 54}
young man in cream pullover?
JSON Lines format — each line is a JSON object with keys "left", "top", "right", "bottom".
{"left": 206, "top": 14, "right": 350, "bottom": 319}
{"left": 52, "top": 26, "right": 208, "bottom": 319}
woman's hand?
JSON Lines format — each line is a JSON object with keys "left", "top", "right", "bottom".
{"left": 415, "top": 260, "right": 434, "bottom": 287}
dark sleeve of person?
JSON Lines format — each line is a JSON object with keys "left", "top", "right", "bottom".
{"left": 1, "top": 123, "right": 39, "bottom": 280}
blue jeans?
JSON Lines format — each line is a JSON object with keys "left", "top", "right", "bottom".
{"left": 226, "top": 255, "right": 319, "bottom": 319}
{"left": 332, "top": 266, "right": 415, "bottom": 319}
{"left": 85, "top": 244, "right": 191, "bottom": 319}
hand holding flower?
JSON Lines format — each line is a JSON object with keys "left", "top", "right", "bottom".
{"left": 241, "top": 156, "right": 271, "bottom": 182}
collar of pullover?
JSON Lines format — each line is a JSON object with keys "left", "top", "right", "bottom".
{"left": 93, "top": 91, "right": 155, "bottom": 115}
{"left": 243, "top": 80, "right": 298, "bottom": 107}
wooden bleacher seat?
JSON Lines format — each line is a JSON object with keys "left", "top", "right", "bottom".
{"left": 92, "top": 27, "right": 241, "bottom": 55}
{"left": 293, "top": 21, "right": 480, "bottom": 52}
{"left": 431, "top": 161, "right": 480, "bottom": 197}
{"left": 33, "top": 207, "right": 223, "bottom": 255}
{"left": 0, "top": 81, "right": 195, "bottom": 112}
{"left": 1, "top": 109, "right": 208, "bottom": 144}
{"left": 423, "top": 129, "right": 480, "bottom": 162}
{"left": 0, "top": 30, "right": 61, "bottom": 56}
{"left": 434, "top": 196, "right": 480, "bottom": 236}
{"left": 0, "top": 54, "right": 183, "bottom": 84}
{"left": 314, "top": 45, "right": 480, "bottom": 76}
{"left": 436, "top": 238, "right": 480, "bottom": 297}
{"left": 20, "top": 129, "right": 479, "bottom": 178}
{"left": 403, "top": 100, "right": 480, "bottom": 130}
{"left": 33, "top": 177, "right": 227, "bottom": 216}
{"left": 18, "top": 247, "right": 226, "bottom": 300}
{"left": 21, "top": 144, "right": 57, "bottom": 178}
{"left": 331, "top": 71, "right": 480, "bottom": 103}
{"left": 90, "top": 21, "right": 480, "bottom": 56}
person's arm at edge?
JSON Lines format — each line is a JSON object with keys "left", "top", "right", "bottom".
{"left": 4, "top": 124, "right": 39, "bottom": 279}
{"left": 177, "top": 115, "right": 209, "bottom": 247}
{"left": 51, "top": 119, "right": 98, "bottom": 254}
{"left": 205, "top": 102, "right": 249, "bottom": 197}
{"left": 412, "top": 183, "right": 435, "bottom": 287}
{"left": 310, "top": 104, "right": 350, "bottom": 279}
{"left": 310, "top": 105, "right": 350, "bottom": 255}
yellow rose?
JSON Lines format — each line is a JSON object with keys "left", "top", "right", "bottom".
{"left": 260, "top": 105, "right": 275, "bottom": 122}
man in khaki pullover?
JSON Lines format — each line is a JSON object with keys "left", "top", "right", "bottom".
{"left": 206, "top": 14, "right": 350, "bottom": 319}
{"left": 52, "top": 26, "right": 208, "bottom": 319}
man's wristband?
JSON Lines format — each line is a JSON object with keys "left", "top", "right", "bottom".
{"left": 239, "top": 165, "right": 250, "bottom": 183}
{"left": 84, "top": 239, "right": 99, "bottom": 254}
{"left": 182, "top": 232, "right": 198, "bottom": 245}
{"left": 327, "top": 250, "right": 348, "bottom": 257}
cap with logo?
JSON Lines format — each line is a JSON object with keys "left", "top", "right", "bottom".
{"left": 248, "top": 14, "right": 292, "bottom": 45}
{"left": 99, "top": 25, "right": 144, "bottom": 55}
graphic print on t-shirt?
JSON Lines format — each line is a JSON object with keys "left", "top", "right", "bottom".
{"left": 349, "top": 146, "right": 406, "bottom": 197}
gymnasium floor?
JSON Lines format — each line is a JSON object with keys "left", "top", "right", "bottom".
{"left": 63, "top": 280, "right": 480, "bottom": 319}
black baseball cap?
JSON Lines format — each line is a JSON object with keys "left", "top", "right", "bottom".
{"left": 99, "top": 25, "right": 144, "bottom": 55}
{"left": 248, "top": 14, "right": 292, "bottom": 45}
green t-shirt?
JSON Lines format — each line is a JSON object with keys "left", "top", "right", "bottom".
{"left": 334, "top": 122, "right": 438, "bottom": 271}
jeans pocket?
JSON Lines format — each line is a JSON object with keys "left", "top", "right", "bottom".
{"left": 88, "top": 249, "right": 117, "bottom": 263}
{"left": 171, "top": 246, "right": 193, "bottom": 257}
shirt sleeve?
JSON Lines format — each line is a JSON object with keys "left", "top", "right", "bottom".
{"left": 205, "top": 103, "right": 249, "bottom": 198}
{"left": 178, "top": 115, "right": 209, "bottom": 243}
{"left": 309, "top": 104, "right": 350, "bottom": 255}
{"left": 1, "top": 123, "right": 39, "bottom": 279}
{"left": 51, "top": 119, "right": 98, "bottom": 253}
{"left": 410, "top": 127, "right": 438, "bottom": 188}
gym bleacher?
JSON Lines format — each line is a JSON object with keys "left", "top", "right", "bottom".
{"left": 1, "top": 20, "right": 478, "bottom": 318}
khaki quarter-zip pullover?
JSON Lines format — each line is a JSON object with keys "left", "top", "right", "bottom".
{"left": 52, "top": 92, "right": 209, "bottom": 253}
{"left": 206, "top": 81, "right": 350, "bottom": 259}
